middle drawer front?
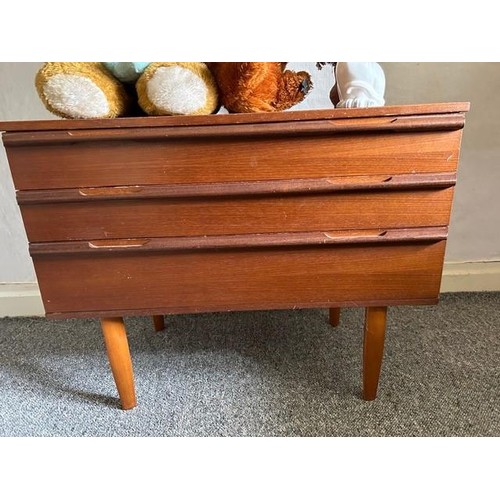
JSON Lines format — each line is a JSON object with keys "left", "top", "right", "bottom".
{"left": 20, "top": 187, "right": 454, "bottom": 242}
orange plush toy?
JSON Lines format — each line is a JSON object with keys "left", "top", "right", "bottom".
{"left": 209, "top": 62, "right": 312, "bottom": 113}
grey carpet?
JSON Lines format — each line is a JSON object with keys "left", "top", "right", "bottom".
{"left": 0, "top": 292, "right": 498, "bottom": 436}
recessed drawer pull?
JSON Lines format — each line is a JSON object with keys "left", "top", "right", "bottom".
{"left": 30, "top": 227, "right": 448, "bottom": 256}
{"left": 326, "top": 175, "right": 393, "bottom": 185}
{"left": 79, "top": 186, "right": 143, "bottom": 197}
{"left": 323, "top": 230, "right": 388, "bottom": 240}
{"left": 17, "top": 173, "right": 457, "bottom": 205}
{"left": 88, "top": 239, "right": 150, "bottom": 249}
{"left": 3, "top": 113, "right": 466, "bottom": 147}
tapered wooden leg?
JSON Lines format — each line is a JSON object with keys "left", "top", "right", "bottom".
{"left": 152, "top": 315, "right": 165, "bottom": 332}
{"left": 100, "top": 317, "right": 137, "bottom": 410}
{"left": 329, "top": 307, "right": 341, "bottom": 327}
{"left": 363, "top": 306, "right": 387, "bottom": 401}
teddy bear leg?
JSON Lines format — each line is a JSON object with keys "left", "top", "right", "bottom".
{"left": 36, "top": 62, "right": 131, "bottom": 119}
{"left": 335, "top": 62, "right": 386, "bottom": 108}
{"left": 136, "top": 62, "right": 219, "bottom": 116}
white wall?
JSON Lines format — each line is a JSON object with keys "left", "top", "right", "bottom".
{"left": 1, "top": 62, "right": 499, "bottom": 286}
{"left": 0, "top": 62, "right": 53, "bottom": 282}
{"left": 381, "top": 63, "right": 500, "bottom": 263}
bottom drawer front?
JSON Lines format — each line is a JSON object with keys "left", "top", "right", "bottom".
{"left": 34, "top": 241, "right": 446, "bottom": 315}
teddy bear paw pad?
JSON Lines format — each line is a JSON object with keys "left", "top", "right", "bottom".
{"left": 42, "top": 74, "right": 111, "bottom": 119}
{"left": 146, "top": 66, "right": 210, "bottom": 115}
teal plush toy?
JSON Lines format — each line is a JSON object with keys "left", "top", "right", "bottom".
{"left": 102, "top": 62, "right": 151, "bottom": 83}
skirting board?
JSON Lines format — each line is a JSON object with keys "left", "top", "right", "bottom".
{"left": 1, "top": 261, "right": 499, "bottom": 317}
{"left": 0, "top": 283, "right": 45, "bottom": 317}
{"left": 440, "top": 261, "right": 500, "bottom": 293}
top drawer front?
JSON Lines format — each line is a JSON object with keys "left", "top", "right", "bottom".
{"left": 5, "top": 129, "right": 463, "bottom": 190}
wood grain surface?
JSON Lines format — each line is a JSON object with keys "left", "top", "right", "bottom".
{"left": 363, "top": 306, "right": 388, "bottom": 400}
{"left": 0, "top": 102, "right": 470, "bottom": 132}
{"left": 28, "top": 227, "right": 448, "bottom": 255}
{"left": 20, "top": 188, "right": 454, "bottom": 242}
{"left": 16, "top": 173, "right": 457, "bottom": 204}
{"left": 6, "top": 130, "right": 463, "bottom": 190}
{"left": 2, "top": 115, "right": 465, "bottom": 146}
{"left": 100, "top": 317, "right": 136, "bottom": 410}
{"left": 33, "top": 241, "right": 447, "bottom": 315}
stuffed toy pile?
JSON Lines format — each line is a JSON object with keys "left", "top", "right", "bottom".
{"left": 35, "top": 62, "right": 385, "bottom": 119}
{"left": 36, "top": 62, "right": 219, "bottom": 119}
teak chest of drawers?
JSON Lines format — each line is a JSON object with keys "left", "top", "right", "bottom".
{"left": 1, "top": 103, "right": 469, "bottom": 409}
